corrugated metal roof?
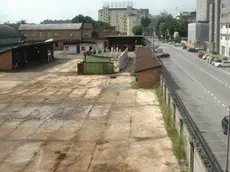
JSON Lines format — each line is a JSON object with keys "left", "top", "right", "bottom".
{"left": 0, "top": 24, "right": 19, "bottom": 38}
{"left": 0, "top": 45, "right": 16, "bottom": 53}
{"left": 18, "top": 23, "right": 83, "bottom": 31}
{"left": 135, "top": 46, "right": 162, "bottom": 72}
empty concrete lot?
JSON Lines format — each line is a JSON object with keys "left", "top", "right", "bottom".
{"left": 0, "top": 57, "right": 178, "bottom": 172}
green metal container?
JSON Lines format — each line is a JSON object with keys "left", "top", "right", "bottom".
{"left": 85, "top": 56, "right": 111, "bottom": 63}
{"left": 83, "top": 62, "right": 114, "bottom": 74}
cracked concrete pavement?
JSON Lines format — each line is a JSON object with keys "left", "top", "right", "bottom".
{"left": 0, "top": 55, "right": 179, "bottom": 172}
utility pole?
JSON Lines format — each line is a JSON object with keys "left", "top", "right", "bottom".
{"left": 227, "top": 24, "right": 229, "bottom": 56}
{"left": 165, "top": 29, "right": 168, "bottom": 43}
{"left": 226, "top": 105, "right": 230, "bottom": 172}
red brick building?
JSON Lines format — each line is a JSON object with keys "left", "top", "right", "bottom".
{"left": 19, "top": 23, "right": 93, "bottom": 50}
{"left": 135, "top": 46, "right": 162, "bottom": 88}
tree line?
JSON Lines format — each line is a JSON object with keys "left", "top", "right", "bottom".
{"left": 155, "top": 12, "right": 188, "bottom": 42}
{"left": 3, "top": 15, "right": 114, "bottom": 32}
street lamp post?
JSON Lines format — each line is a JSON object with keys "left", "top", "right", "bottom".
{"left": 226, "top": 105, "right": 230, "bottom": 172}
{"left": 165, "top": 29, "right": 169, "bottom": 43}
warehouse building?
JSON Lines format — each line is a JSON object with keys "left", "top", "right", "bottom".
{"left": 19, "top": 23, "right": 93, "bottom": 51}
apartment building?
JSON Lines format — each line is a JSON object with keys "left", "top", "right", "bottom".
{"left": 98, "top": 5, "right": 149, "bottom": 35}
{"left": 127, "top": 14, "right": 138, "bottom": 36}
{"left": 220, "top": 0, "right": 230, "bottom": 56}
{"left": 18, "top": 23, "right": 93, "bottom": 50}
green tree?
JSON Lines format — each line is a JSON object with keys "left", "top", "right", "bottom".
{"left": 174, "top": 35, "right": 181, "bottom": 43}
{"left": 72, "top": 14, "right": 112, "bottom": 31}
{"left": 4, "top": 19, "right": 27, "bottom": 30}
{"left": 156, "top": 12, "right": 183, "bottom": 39}
{"left": 176, "top": 18, "right": 188, "bottom": 37}
{"left": 72, "top": 14, "right": 85, "bottom": 23}
{"left": 141, "top": 17, "right": 151, "bottom": 28}
{"left": 132, "top": 25, "right": 143, "bottom": 35}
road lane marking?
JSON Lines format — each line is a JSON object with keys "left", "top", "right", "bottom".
{"left": 170, "top": 58, "right": 228, "bottom": 112}
{"left": 175, "top": 52, "right": 230, "bottom": 89}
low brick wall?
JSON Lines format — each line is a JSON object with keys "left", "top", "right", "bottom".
{"left": 0, "top": 50, "right": 12, "bottom": 71}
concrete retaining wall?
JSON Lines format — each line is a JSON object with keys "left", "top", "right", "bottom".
{"left": 160, "top": 75, "right": 208, "bottom": 172}
{"left": 118, "top": 48, "right": 129, "bottom": 71}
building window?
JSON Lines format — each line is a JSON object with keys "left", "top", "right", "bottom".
{"left": 54, "top": 32, "right": 58, "bottom": 37}
{"left": 69, "top": 32, "right": 73, "bottom": 37}
{"left": 24, "top": 33, "right": 27, "bottom": 37}
{"left": 47, "top": 32, "right": 51, "bottom": 37}
{"left": 222, "top": 46, "right": 226, "bottom": 56}
{"left": 84, "top": 32, "right": 88, "bottom": 36}
{"left": 39, "top": 32, "right": 43, "bottom": 37}
{"left": 76, "top": 32, "right": 79, "bottom": 36}
{"left": 31, "top": 32, "right": 35, "bottom": 37}
{"left": 62, "top": 32, "right": 66, "bottom": 38}
{"left": 55, "top": 42, "right": 58, "bottom": 47}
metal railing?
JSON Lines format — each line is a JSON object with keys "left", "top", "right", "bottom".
{"left": 161, "top": 65, "right": 223, "bottom": 172}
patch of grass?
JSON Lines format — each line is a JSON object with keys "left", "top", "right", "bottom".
{"left": 131, "top": 80, "right": 139, "bottom": 89}
{"left": 155, "top": 87, "right": 185, "bottom": 161}
{"left": 129, "top": 62, "right": 136, "bottom": 76}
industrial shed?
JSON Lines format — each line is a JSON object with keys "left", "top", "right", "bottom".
{"left": 0, "top": 42, "right": 54, "bottom": 71}
{"left": 135, "top": 46, "right": 162, "bottom": 88}
{"left": 0, "top": 24, "right": 54, "bottom": 71}
{"left": 106, "top": 35, "right": 145, "bottom": 51}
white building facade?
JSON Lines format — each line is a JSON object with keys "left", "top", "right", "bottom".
{"left": 127, "top": 14, "right": 138, "bottom": 36}
{"left": 220, "top": 24, "right": 230, "bottom": 56}
{"left": 188, "top": 22, "right": 209, "bottom": 44}
{"left": 98, "top": 4, "right": 149, "bottom": 35}
{"left": 220, "top": 0, "right": 230, "bottom": 56}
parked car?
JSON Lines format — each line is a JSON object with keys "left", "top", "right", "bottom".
{"left": 195, "top": 48, "right": 205, "bottom": 51}
{"left": 155, "top": 48, "right": 163, "bottom": 53}
{"left": 214, "top": 60, "right": 230, "bottom": 67}
{"left": 212, "top": 58, "right": 222, "bottom": 65}
{"left": 221, "top": 116, "right": 228, "bottom": 135}
{"left": 187, "top": 48, "right": 198, "bottom": 52}
{"left": 174, "top": 43, "right": 181, "bottom": 47}
{"left": 156, "top": 53, "right": 170, "bottom": 58}
{"left": 198, "top": 52, "right": 205, "bottom": 58}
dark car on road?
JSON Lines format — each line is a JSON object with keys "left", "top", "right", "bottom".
{"left": 188, "top": 48, "right": 198, "bottom": 52}
{"left": 156, "top": 53, "right": 170, "bottom": 58}
{"left": 221, "top": 116, "right": 228, "bottom": 135}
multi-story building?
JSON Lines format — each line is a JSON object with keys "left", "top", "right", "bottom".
{"left": 214, "top": 0, "right": 221, "bottom": 53}
{"left": 196, "top": 0, "right": 214, "bottom": 22}
{"left": 98, "top": 3, "right": 149, "bottom": 35}
{"left": 176, "top": 12, "right": 196, "bottom": 23}
{"left": 18, "top": 23, "right": 93, "bottom": 50}
{"left": 188, "top": 0, "right": 215, "bottom": 47}
{"left": 127, "top": 14, "right": 138, "bottom": 36}
{"left": 188, "top": 22, "right": 209, "bottom": 44}
{"left": 220, "top": 0, "right": 230, "bottom": 56}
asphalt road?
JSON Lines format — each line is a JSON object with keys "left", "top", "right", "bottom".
{"left": 160, "top": 44, "right": 230, "bottom": 169}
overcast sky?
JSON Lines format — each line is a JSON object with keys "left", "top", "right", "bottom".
{"left": 0, "top": 0, "right": 196, "bottom": 24}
